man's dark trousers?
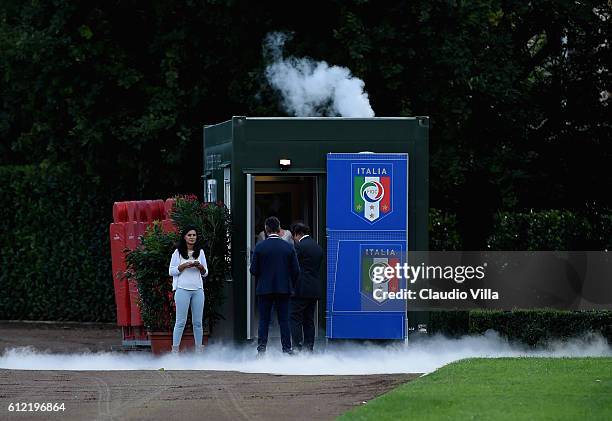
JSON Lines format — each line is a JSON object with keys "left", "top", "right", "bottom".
{"left": 257, "top": 294, "right": 291, "bottom": 352}
{"left": 290, "top": 297, "right": 316, "bottom": 351}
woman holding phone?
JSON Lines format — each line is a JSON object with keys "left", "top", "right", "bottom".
{"left": 168, "top": 225, "right": 208, "bottom": 353}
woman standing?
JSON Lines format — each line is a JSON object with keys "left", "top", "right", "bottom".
{"left": 168, "top": 225, "right": 208, "bottom": 353}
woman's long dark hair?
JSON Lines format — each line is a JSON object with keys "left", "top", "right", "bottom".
{"left": 177, "top": 225, "right": 202, "bottom": 259}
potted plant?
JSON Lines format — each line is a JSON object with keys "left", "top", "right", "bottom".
{"left": 124, "top": 222, "right": 189, "bottom": 354}
{"left": 125, "top": 195, "right": 231, "bottom": 354}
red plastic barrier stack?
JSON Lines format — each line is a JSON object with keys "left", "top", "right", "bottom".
{"left": 145, "top": 200, "right": 154, "bottom": 222}
{"left": 126, "top": 201, "right": 137, "bottom": 222}
{"left": 109, "top": 223, "right": 130, "bottom": 326}
{"left": 164, "top": 198, "right": 176, "bottom": 219}
{"left": 124, "top": 221, "right": 143, "bottom": 327}
{"left": 135, "top": 221, "right": 147, "bottom": 243}
{"left": 124, "top": 220, "right": 139, "bottom": 249}
{"left": 110, "top": 198, "right": 177, "bottom": 344}
{"left": 151, "top": 200, "right": 161, "bottom": 221}
{"left": 136, "top": 201, "right": 147, "bottom": 222}
{"left": 155, "top": 199, "right": 166, "bottom": 220}
{"left": 112, "top": 202, "right": 128, "bottom": 223}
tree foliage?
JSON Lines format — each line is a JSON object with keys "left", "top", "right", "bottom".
{"left": 1, "top": 0, "right": 609, "bottom": 247}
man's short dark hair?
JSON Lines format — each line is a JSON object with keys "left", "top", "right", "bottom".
{"left": 264, "top": 216, "right": 281, "bottom": 234}
{"left": 291, "top": 222, "right": 310, "bottom": 236}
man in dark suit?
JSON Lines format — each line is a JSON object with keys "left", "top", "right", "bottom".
{"left": 250, "top": 216, "right": 300, "bottom": 355}
{"left": 290, "top": 222, "right": 323, "bottom": 352}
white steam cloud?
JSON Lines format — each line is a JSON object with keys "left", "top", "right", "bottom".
{"left": 1, "top": 331, "right": 610, "bottom": 375}
{"left": 264, "top": 32, "right": 375, "bottom": 118}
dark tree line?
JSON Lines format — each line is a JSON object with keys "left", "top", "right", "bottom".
{"left": 1, "top": 0, "right": 610, "bottom": 247}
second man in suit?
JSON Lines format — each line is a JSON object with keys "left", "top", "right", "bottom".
{"left": 290, "top": 222, "right": 324, "bottom": 352}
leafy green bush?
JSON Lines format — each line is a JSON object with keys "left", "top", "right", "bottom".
{"left": 428, "top": 311, "right": 470, "bottom": 337}
{"left": 469, "top": 309, "right": 612, "bottom": 346}
{"left": 427, "top": 310, "right": 612, "bottom": 346}
{"left": 0, "top": 164, "right": 114, "bottom": 321}
{"left": 486, "top": 210, "right": 610, "bottom": 250}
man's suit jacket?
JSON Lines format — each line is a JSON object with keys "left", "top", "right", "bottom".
{"left": 250, "top": 235, "right": 300, "bottom": 295}
{"left": 293, "top": 236, "right": 324, "bottom": 298}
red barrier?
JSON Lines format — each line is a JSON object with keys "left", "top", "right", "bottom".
{"left": 145, "top": 200, "right": 154, "bottom": 221}
{"left": 155, "top": 199, "right": 166, "bottom": 220}
{"left": 126, "top": 201, "right": 137, "bottom": 222}
{"left": 109, "top": 223, "right": 130, "bottom": 326}
{"left": 123, "top": 222, "right": 143, "bottom": 327}
{"left": 136, "top": 201, "right": 146, "bottom": 222}
{"left": 164, "top": 198, "right": 176, "bottom": 219}
{"left": 130, "top": 222, "right": 148, "bottom": 326}
{"left": 112, "top": 202, "right": 128, "bottom": 223}
{"left": 135, "top": 221, "right": 147, "bottom": 241}
{"left": 124, "top": 221, "right": 139, "bottom": 249}
{"left": 110, "top": 199, "right": 176, "bottom": 338}
{"left": 127, "top": 286, "right": 140, "bottom": 328}
{"left": 151, "top": 199, "right": 162, "bottom": 221}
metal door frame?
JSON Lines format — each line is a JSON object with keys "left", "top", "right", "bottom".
{"left": 245, "top": 173, "right": 321, "bottom": 341}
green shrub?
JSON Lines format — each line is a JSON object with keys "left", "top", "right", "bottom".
{"left": 428, "top": 311, "right": 470, "bottom": 337}
{"left": 468, "top": 309, "right": 612, "bottom": 346}
{"left": 427, "top": 310, "right": 612, "bottom": 346}
{"left": 486, "top": 210, "right": 608, "bottom": 250}
{"left": 0, "top": 164, "right": 114, "bottom": 321}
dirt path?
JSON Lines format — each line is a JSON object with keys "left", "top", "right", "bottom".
{"left": 0, "top": 369, "right": 416, "bottom": 420}
{"left": 0, "top": 321, "right": 121, "bottom": 354}
{"left": 0, "top": 322, "right": 420, "bottom": 420}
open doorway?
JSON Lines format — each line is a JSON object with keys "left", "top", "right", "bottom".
{"left": 247, "top": 175, "right": 319, "bottom": 341}
{"left": 254, "top": 176, "right": 316, "bottom": 242}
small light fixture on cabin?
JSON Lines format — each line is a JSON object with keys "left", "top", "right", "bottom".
{"left": 279, "top": 158, "right": 291, "bottom": 170}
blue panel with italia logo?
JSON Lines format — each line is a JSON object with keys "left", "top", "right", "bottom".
{"left": 327, "top": 153, "right": 408, "bottom": 231}
{"left": 326, "top": 153, "right": 408, "bottom": 340}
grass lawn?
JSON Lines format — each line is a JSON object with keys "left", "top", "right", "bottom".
{"left": 339, "top": 357, "right": 612, "bottom": 420}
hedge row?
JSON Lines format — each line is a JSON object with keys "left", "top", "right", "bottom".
{"left": 0, "top": 164, "right": 114, "bottom": 321}
{"left": 487, "top": 210, "right": 612, "bottom": 250}
{"left": 430, "top": 208, "right": 612, "bottom": 250}
{"left": 429, "top": 310, "right": 612, "bottom": 345}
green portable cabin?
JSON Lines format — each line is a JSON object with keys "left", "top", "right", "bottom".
{"left": 203, "top": 117, "right": 429, "bottom": 342}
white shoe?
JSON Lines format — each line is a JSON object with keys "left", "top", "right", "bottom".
{"left": 195, "top": 345, "right": 205, "bottom": 354}
{"left": 171, "top": 345, "right": 180, "bottom": 354}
